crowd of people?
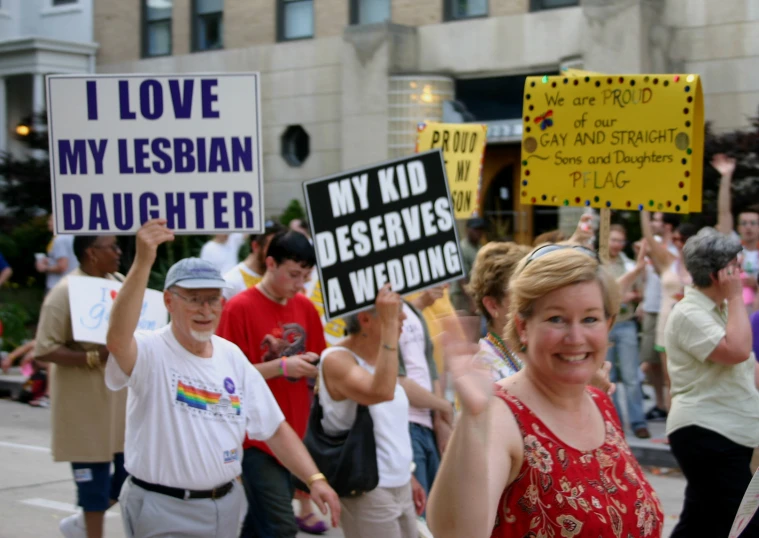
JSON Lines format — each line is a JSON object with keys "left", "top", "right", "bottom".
{"left": 0, "top": 154, "right": 758, "bottom": 538}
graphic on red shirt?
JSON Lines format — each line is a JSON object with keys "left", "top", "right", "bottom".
{"left": 260, "top": 323, "right": 306, "bottom": 362}
{"left": 216, "top": 287, "right": 327, "bottom": 456}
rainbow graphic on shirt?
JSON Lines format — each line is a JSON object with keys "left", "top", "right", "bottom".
{"left": 230, "top": 395, "right": 241, "bottom": 415}
{"left": 176, "top": 381, "right": 221, "bottom": 410}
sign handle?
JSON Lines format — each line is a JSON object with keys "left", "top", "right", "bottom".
{"left": 598, "top": 208, "right": 611, "bottom": 264}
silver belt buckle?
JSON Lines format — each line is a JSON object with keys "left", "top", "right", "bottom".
{"left": 183, "top": 489, "right": 190, "bottom": 500}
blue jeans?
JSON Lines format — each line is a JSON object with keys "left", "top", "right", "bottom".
{"left": 239, "top": 447, "right": 297, "bottom": 538}
{"left": 71, "top": 453, "right": 128, "bottom": 512}
{"left": 605, "top": 321, "right": 647, "bottom": 430}
{"left": 410, "top": 423, "right": 440, "bottom": 502}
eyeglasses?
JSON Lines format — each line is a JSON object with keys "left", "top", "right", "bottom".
{"left": 170, "top": 290, "right": 224, "bottom": 309}
{"left": 525, "top": 244, "right": 599, "bottom": 266}
{"left": 92, "top": 243, "right": 121, "bottom": 253}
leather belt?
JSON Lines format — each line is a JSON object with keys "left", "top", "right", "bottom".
{"left": 131, "top": 476, "right": 235, "bottom": 500}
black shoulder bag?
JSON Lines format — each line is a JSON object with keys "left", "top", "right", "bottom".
{"left": 294, "top": 386, "right": 379, "bottom": 498}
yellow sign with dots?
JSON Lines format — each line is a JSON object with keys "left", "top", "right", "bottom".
{"left": 520, "top": 73, "right": 704, "bottom": 213}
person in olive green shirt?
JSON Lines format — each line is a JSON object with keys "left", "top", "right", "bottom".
{"left": 449, "top": 218, "right": 487, "bottom": 315}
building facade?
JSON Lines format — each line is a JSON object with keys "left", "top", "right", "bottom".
{"left": 94, "top": 0, "right": 759, "bottom": 243}
{"left": 0, "top": 0, "right": 98, "bottom": 159}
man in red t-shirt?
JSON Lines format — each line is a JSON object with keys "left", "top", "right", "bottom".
{"left": 217, "top": 230, "right": 326, "bottom": 538}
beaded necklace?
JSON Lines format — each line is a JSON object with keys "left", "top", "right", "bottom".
{"left": 484, "top": 331, "right": 522, "bottom": 373}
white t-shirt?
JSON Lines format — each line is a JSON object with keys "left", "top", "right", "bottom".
{"left": 223, "top": 262, "right": 262, "bottom": 300}
{"left": 318, "top": 347, "right": 413, "bottom": 489}
{"left": 200, "top": 233, "right": 245, "bottom": 275}
{"left": 399, "top": 304, "right": 433, "bottom": 429}
{"left": 47, "top": 235, "right": 79, "bottom": 290}
{"left": 105, "top": 324, "right": 284, "bottom": 490}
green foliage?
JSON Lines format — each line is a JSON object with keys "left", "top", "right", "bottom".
{"left": 0, "top": 301, "right": 33, "bottom": 351}
{"left": 0, "top": 216, "right": 50, "bottom": 289}
{"left": 0, "top": 112, "right": 51, "bottom": 220}
{"left": 279, "top": 199, "right": 306, "bottom": 226}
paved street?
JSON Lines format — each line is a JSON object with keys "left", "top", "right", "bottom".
{"left": 0, "top": 398, "right": 684, "bottom": 537}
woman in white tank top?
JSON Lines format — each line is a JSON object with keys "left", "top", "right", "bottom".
{"left": 318, "top": 285, "right": 425, "bottom": 538}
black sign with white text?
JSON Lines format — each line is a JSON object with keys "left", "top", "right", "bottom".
{"left": 304, "top": 150, "right": 465, "bottom": 321}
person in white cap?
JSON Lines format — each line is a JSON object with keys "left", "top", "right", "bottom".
{"left": 105, "top": 219, "right": 340, "bottom": 538}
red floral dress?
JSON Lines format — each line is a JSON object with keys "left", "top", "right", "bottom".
{"left": 491, "top": 387, "right": 663, "bottom": 538}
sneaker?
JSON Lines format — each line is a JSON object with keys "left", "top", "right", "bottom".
{"left": 59, "top": 512, "right": 87, "bottom": 538}
{"left": 645, "top": 407, "right": 668, "bottom": 421}
{"left": 634, "top": 427, "right": 652, "bottom": 439}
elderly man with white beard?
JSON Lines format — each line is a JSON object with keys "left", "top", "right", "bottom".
{"left": 104, "top": 219, "right": 340, "bottom": 538}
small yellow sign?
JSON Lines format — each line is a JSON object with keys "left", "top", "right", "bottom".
{"left": 520, "top": 74, "right": 704, "bottom": 213}
{"left": 416, "top": 122, "right": 488, "bottom": 219}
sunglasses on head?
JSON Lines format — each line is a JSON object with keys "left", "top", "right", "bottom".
{"left": 525, "top": 244, "right": 599, "bottom": 266}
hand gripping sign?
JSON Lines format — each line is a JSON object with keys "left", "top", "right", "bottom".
{"left": 520, "top": 73, "right": 704, "bottom": 214}
{"left": 303, "top": 150, "right": 465, "bottom": 321}
{"left": 46, "top": 73, "right": 264, "bottom": 234}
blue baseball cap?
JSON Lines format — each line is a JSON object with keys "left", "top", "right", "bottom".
{"left": 164, "top": 258, "right": 231, "bottom": 290}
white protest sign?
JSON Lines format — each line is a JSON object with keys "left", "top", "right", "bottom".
{"left": 68, "top": 276, "right": 168, "bottom": 344}
{"left": 729, "top": 469, "right": 759, "bottom": 538}
{"left": 47, "top": 73, "right": 264, "bottom": 235}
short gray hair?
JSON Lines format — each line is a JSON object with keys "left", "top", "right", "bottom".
{"left": 683, "top": 227, "right": 743, "bottom": 288}
{"left": 343, "top": 308, "right": 377, "bottom": 336}
{"left": 344, "top": 313, "right": 361, "bottom": 336}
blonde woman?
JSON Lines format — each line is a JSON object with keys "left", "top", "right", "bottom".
{"left": 467, "top": 242, "right": 531, "bottom": 380}
{"left": 428, "top": 246, "right": 663, "bottom": 538}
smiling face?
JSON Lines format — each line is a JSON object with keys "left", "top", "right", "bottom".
{"left": 165, "top": 287, "right": 224, "bottom": 344}
{"left": 517, "top": 280, "right": 613, "bottom": 387}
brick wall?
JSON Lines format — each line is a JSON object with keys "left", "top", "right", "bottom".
{"left": 94, "top": 0, "right": 140, "bottom": 65}
{"left": 226, "top": 0, "right": 276, "bottom": 48}
{"left": 393, "top": 0, "right": 442, "bottom": 26}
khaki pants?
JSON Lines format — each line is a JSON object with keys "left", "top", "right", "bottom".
{"left": 340, "top": 483, "right": 417, "bottom": 538}
{"left": 119, "top": 477, "right": 244, "bottom": 538}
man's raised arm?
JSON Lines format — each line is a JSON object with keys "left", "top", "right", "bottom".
{"left": 106, "top": 219, "right": 174, "bottom": 376}
{"left": 713, "top": 154, "right": 737, "bottom": 236}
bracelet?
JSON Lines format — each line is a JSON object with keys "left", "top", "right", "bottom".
{"left": 280, "top": 357, "right": 288, "bottom": 377}
{"left": 307, "top": 472, "right": 326, "bottom": 488}
{"left": 86, "top": 350, "right": 100, "bottom": 369}
{"left": 382, "top": 343, "right": 397, "bottom": 352}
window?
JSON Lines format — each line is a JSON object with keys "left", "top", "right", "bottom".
{"left": 530, "top": 0, "right": 578, "bottom": 10}
{"left": 193, "top": 0, "right": 223, "bottom": 51}
{"left": 143, "top": 0, "right": 172, "bottom": 57}
{"left": 281, "top": 126, "right": 310, "bottom": 167}
{"left": 351, "top": 0, "right": 390, "bottom": 25}
{"left": 52, "top": 0, "right": 78, "bottom": 5}
{"left": 278, "top": 0, "right": 313, "bottom": 41}
{"left": 444, "top": 0, "right": 487, "bottom": 21}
